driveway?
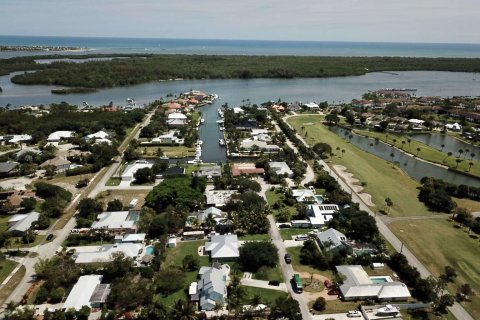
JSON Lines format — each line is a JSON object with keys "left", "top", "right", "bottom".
{"left": 312, "top": 313, "right": 364, "bottom": 320}
{"left": 0, "top": 177, "right": 33, "bottom": 190}
{"left": 241, "top": 273, "right": 288, "bottom": 292}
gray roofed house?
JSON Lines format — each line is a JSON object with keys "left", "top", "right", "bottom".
{"left": 194, "top": 165, "right": 222, "bottom": 177}
{"left": 316, "top": 228, "right": 351, "bottom": 252}
{"left": 74, "top": 243, "right": 143, "bottom": 264}
{"left": 204, "top": 234, "right": 239, "bottom": 261}
{"left": 8, "top": 211, "right": 40, "bottom": 235}
{"left": 240, "top": 139, "right": 281, "bottom": 153}
{"left": 0, "top": 162, "right": 19, "bottom": 177}
{"left": 336, "top": 265, "right": 411, "bottom": 301}
{"left": 62, "top": 275, "right": 110, "bottom": 311}
{"left": 196, "top": 264, "right": 230, "bottom": 310}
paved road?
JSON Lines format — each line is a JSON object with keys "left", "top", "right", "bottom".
{"left": 0, "top": 109, "right": 156, "bottom": 313}
{"left": 257, "top": 178, "right": 312, "bottom": 320}
{"left": 282, "top": 114, "right": 473, "bottom": 320}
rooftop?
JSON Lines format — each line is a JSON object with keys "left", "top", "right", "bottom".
{"left": 75, "top": 243, "right": 143, "bottom": 264}
{"left": 205, "top": 234, "right": 239, "bottom": 260}
{"left": 206, "top": 190, "right": 237, "bottom": 207}
{"left": 91, "top": 211, "right": 137, "bottom": 230}
{"left": 62, "top": 275, "right": 104, "bottom": 311}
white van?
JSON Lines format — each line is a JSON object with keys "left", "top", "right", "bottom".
{"left": 129, "top": 198, "right": 139, "bottom": 208}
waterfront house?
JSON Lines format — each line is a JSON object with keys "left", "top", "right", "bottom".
{"left": 62, "top": 275, "right": 110, "bottom": 311}
{"left": 445, "top": 122, "right": 462, "bottom": 131}
{"left": 240, "top": 139, "right": 280, "bottom": 153}
{"left": 231, "top": 163, "right": 265, "bottom": 176}
{"left": 167, "top": 112, "right": 188, "bottom": 128}
{"left": 155, "top": 166, "right": 185, "bottom": 178}
{"left": 194, "top": 264, "right": 230, "bottom": 311}
{"left": 204, "top": 234, "right": 240, "bottom": 261}
{"left": 194, "top": 165, "right": 222, "bottom": 178}
{"left": 151, "top": 131, "right": 184, "bottom": 145}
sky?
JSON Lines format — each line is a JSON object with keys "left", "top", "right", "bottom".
{"left": 1, "top": 0, "right": 479, "bottom": 43}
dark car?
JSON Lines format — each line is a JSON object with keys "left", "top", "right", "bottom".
{"left": 46, "top": 234, "right": 54, "bottom": 241}
{"left": 284, "top": 253, "right": 292, "bottom": 264}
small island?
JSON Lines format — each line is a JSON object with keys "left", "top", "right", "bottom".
{"left": 0, "top": 45, "right": 86, "bottom": 52}
{"left": 51, "top": 87, "right": 98, "bottom": 95}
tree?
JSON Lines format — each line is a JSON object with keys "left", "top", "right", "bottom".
{"left": 155, "top": 267, "right": 186, "bottom": 295}
{"left": 444, "top": 151, "right": 453, "bottom": 162}
{"left": 106, "top": 199, "right": 124, "bottom": 211}
{"left": 435, "top": 294, "right": 455, "bottom": 313}
{"left": 213, "top": 301, "right": 224, "bottom": 317}
{"left": 384, "top": 197, "right": 393, "bottom": 214}
{"left": 416, "top": 147, "right": 421, "bottom": 156}
{"left": 134, "top": 167, "right": 155, "bottom": 184}
{"left": 441, "top": 265, "right": 458, "bottom": 282}
{"left": 20, "top": 197, "right": 37, "bottom": 212}
{"left": 269, "top": 296, "right": 302, "bottom": 320}
{"left": 76, "top": 198, "right": 103, "bottom": 219}
{"left": 325, "top": 113, "right": 339, "bottom": 124}
{"left": 300, "top": 240, "right": 328, "bottom": 270}
{"left": 182, "top": 254, "right": 199, "bottom": 272}
{"left": 239, "top": 241, "right": 278, "bottom": 272}
{"left": 171, "top": 299, "right": 197, "bottom": 320}
{"left": 455, "top": 158, "right": 462, "bottom": 168}
{"left": 313, "top": 297, "right": 326, "bottom": 311}
{"left": 312, "top": 143, "right": 332, "bottom": 159}
{"left": 458, "top": 149, "right": 464, "bottom": 158}
{"left": 457, "top": 283, "right": 473, "bottom": 301}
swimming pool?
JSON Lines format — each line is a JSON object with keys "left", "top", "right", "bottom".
{"left": 315, "top": 195, "right": 324, "bottom": 203}
{"left": 370, "top": 276, "right": 393, "bottom": 283}
{"left": 145, "top": 246, "right": 154, "bottom": 255}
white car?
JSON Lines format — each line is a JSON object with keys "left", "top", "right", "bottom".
{"left": 347, "top": 310, "right": 362, "bottom": 318}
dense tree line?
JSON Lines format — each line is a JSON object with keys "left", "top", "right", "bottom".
{"left": 313, "top": 171, "right": 353, "bottom": 206}
{"left": 6, "top": 54, "right": 480, "bottom": 88}
{"left": 418, "top": 177, "right": 459, "bottom": 212}
{"left": 421, "top": 177, "right": 480, "bottom": 202}
{"left": 35, "top": 182, "right": 72, "bottom": 219}
{"left": 224, "top": 191, "right": 270, "bottom": 234}
{"left": 275, "top": 117, "right": 316, "bottom": 160}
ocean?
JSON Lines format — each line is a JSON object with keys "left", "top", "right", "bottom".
{"left": 1, "top": 35, "right": 480, "bottom": 58}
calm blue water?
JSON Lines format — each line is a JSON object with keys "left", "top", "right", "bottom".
{"left": 1, "top": 35, "right": 480, "bottom": 58}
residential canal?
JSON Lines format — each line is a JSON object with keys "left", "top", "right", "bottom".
{"left": 197, "top": 100, "right": 227, "bottom": 163}
{"left": 329, "top": 126, "right": 480, "bottom": 187}
{"left": 410, "top": 133, "right": 479, "bottom": 156}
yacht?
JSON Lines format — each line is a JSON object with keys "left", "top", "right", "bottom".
{"left": 219, "top": 139, "right": 225, "bottom": 146}
{"left": 376, "top": 305, "right": 399, "bottom": 316}
{"left": 200, "top": 118, "right": 205, "bottom": 124}
{"left": 216, "top": 119, "right": 224, "bottom": 124}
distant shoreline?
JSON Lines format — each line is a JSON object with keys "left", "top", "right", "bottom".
{"left": 0, "top": 45, "right": 87, "bottom": 52}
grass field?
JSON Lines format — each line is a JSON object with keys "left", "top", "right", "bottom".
{"left": 239, "top": 233, "right": 271, "bottom": 241}
{"left": 286, "top": 247, "right": 334, "bottom": 280}
{"left": 279, "top": 228, "right": 311, "bottom": 241}
{"left": 240, "top": 287, "right": 288, "bottom": 307}
{"left": 389, "top": 218, "right": 479, "bottom": 316}
{"left": 96, "top": 189, "right": 149, "bottom": 210}
{"left": 0, "top": 265, "right": 25, "bottom": 306}
{"left": 453, "top": 197, "right": 480, "bottom": 212}
{"left": 155, "top": 240, "right": 209, "bottom": 308}
{"left": 288, "top": 115, "right": 435, "bottom": 217}
{"left": 142, "top": 146, "right": 196, "bottom": 158}
{"left": 106, "top": 177, "right": 121, "bottom": 186}
{"left": 354, "top": 130, "right": 479, "bottom": 177}
{"left": 0, "top": 259, "right": 17, "bottom": 284}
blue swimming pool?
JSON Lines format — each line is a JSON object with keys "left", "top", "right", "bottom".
{"left": 315, "top": 195, "right": 324, "bottom": 203}
{"left": 145, "top": 246, "right": 154, "bottom": 255}
{"left": 370, "top": 277, "right": 388, "bottom": 283}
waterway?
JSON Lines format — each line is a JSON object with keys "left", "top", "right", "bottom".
{"left": 329, "top": 126, "right": 479, "bottom": 187}
{"left": 197, "top": 101, "right": 226, "bottom": 163}
{"left": 410, "top": 133, "right": 479, "bottom": 157}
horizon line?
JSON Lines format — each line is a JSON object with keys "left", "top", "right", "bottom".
{"left": 1, "top": 34, "right": 480, "bottom": 46}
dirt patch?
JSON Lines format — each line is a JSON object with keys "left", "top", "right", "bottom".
{"left": 333, "top": 165, "right": 375, "bottom": 207}
{"left": 296, "top": 272, "right": 338, "bottom": 302}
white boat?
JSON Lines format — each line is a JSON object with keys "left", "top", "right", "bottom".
{"left": 219, "top": 139, "right": 225, "bottom": 146}
{"left": 216, "top": 120, "right": 224, "bottom": 124}
{"left": 218, "top": 109, "right": 224, "bottom": 117}
{"left": 376, "top": 305, "right": 399, "bottom": 316}
{"left": 200, "top": 118, "right": 205, "bottom": 124}
{"left": 196, "top": 140, "right": 203, "bottom": 145}
{"left": 219, "top": 126, "right": 225, "bottom": 131}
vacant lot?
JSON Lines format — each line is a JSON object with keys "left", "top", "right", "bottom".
{"left": 240, "top": 286, "right": 288, "bottom": 307}
{"left": 96, "top": 189, "right": 149, "bottom": 210}
{"left": 288, "top": 115, "right": 435, "bottom": 217}
{"left": 389, "top": 218, "right": 479, "bottom": 316}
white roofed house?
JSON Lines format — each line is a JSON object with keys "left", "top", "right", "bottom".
{"left": 204, "top": 234, "right": 239, "bottom": 262}
{"left": 304, "top": 102, "right": 320, "bottom": 110}
{"left": 47, "top": 131, "right": 74, "bottom": 142}
{"left": 268, "top": 162, "right": 294, "bottom": 177}
{"left": 3, "top": 134, "right": 32, "bottom": 145}
{"left": 240, "top": 139, "right": 281, "bottom": 153}
{"left": 8, "top": 211, "right": 40, "bottom": 236}
{"left": 291, "top": 189, "right": 316, "bottom": 203}
{"left": 90, "top": 211, "right": 138, "bottom": 234}
{"left": 307, "top": 204, "right": 339, "bottom": 228}
{"left": 335, "top": 265, "right": 411, "bottom": 301}
{"left": 151, "top": 131, "right": 184, "bottom": 145}
{"left": 121, "top": 160, "right": 153, "bottom": 181}
{"left": 167, "top": 112, "right": 188, "bottom": 128}
{"left": 206, "top": 190, "right": 238, "bottom": 207}
{"left": 74, "top": 243, "right": 143, "bottom": 264}
{"left": 62, "top": 275, "right": 110, "bottom": 311}
{"left": 85, "top": 130, "right": 110, "bottom": 141}
{"left": 195, "top": 264, "right": 230, "bottom": 311}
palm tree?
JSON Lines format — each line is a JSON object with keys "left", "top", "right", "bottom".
{"left": 401, "top": 140, "right": 406, "bottom": 149}
{"left": 470, "top": 153, "right": 475, "bottom": 160}
{"left": 341, "top": 149, "right": 345, "bottom": 158}
{"left": 385, "top": 197, "right": 393, "bottom": 214}
{"left": 440, "top": 144, "right": 445, "bottom": 152}
{"left": 468, "top": 162, "right": 474, "bottom": 171}
{"left": 205, "top": 213, "right": 217, "bottom": 231}
{"left": 213, "top": 301, "right": 224, "bottom": 317}
{"left": 392, "top": 138, "right": 397, "bottom": 146}
{"left": 5, "top": 301, "right": 17, "bottom": 315}
{"left": 251, "top": 294, "right": 262, "bottom": 307}
{"left": 171, "top": 299, "right": 197, "bottom": 320}
{"left": 416, "top": 147, "right": 421, "bottom": 156}
{"left": 444, "top": 151, "right": 453, "bottom": 162}
{"left": 407, "top": 138, "right": 412, "bottom": 149}
{"left": 464, "top": 149, "right": 470, "bottom": 159}
{"left": 390, "top": 152, "right": 395, "bottom": 164}
{"left": 455, "top": 158, "right": 462, "bottom": 168}
{"left": 458, "top": 149, "right": 464, "bottom": 158}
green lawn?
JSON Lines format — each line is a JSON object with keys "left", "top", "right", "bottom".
{"left": 389, "top": 219, "right": 480, "bottom": 317}
{"left": 106, "top": 177, "right": 121, "bottom": 186}
{"left": 354, "top": 130, "right": 479, "bottom": 177}
{"left": 239, "top": 233, "right": 271, "bottom": 241}
{"left": 252, "top": 264, "right": 283, "bottom": 282}
{"left": 265, "top": 190, "right": 284, "bottom": 205}
{"left": 0, "top": 259, "right": 17, "bottom": 283}
{"left": 286, "top": 247, "right": 334, "bottom": 280}
{"left": 279, "top": 228, "right": 310, "bottom": 241}
{"left": 155, "top": 240, "right": 209, "bottom": 309}
{"left": 288, "top": 115, "right": 435, "bottom": 217}
{"left": 240, "top": 287, "right": 288, "bottom": 307}
{"left": 453, "top": 197, "right": 480, "bottom": 212}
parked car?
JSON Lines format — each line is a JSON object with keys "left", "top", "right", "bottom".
{"left": 295, "top": 234, "right": 308, "bottom": 241}
{"left": 46, "top": 234, "right": 54, "bottom": 241}
{"left": 284, "top": 253, "right": 292, "bottom": 264}
{"left": 347, "top": 310, "right": 362, "bottom": 317}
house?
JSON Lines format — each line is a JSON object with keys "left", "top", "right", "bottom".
{"left": 15, "top": 148, "right": 42, "bottom": 160}
{"left": 407, "top": 119, "right": 424, "bottom": 127}
{"left": 91, "top": 211, "right": 138, "bottom": 233}
{"left": 156, "top": 166, "right": 185, "bottom": 178}
{"left": 195, "top": 264, "right": 230, "bottom": 310}
{"left": 121, "top": 160, "right": 152, "bottom": 181}
{"left": 7, "top": 211, "right": 40, "bottom": 235}
{"left": 307, "top": 204, "right": 339, "bottom": 227}
{"left": 167, "top": 113, "right": 188, "bottom": 127}
{"left": 93, "top": 138, "right": 112, "bottom": 145}
{"left": 288, "top": 103, "right": 302, "bottom": 112}
{"left": 47, "top": 131, "right": 73, "bottom": 142}
{"left": 120, "top": 233, "right": 146, "bottom": 244}
{"left": 270, "top": 104, "right": 285, "bottom": 113}
{"left": 336, "top": 265, "right": 411, "bottom": 301}
{"left": 445, "top": 122, "right": 462, "bottom": 131}
{"left": 304, "top": 102, "right": 320, "bottom": 110}
{"left": 74, "top": 243, "right": 143, "bottom": 264}
{"left": 62, "top": 275, "right": 110, "bottom": 311}
{"left": 231, "top": 163, "right": 265, "bottom": 176}
{"left": 40, "top": 157, "right": 71, "bottom": 172}
{"left": 194, "top": 165, "right": 222, "bottom": 178}
{"left": 151, "top": 131, "right": 184, "bottom": 145}
{"left": 85, "top": 130, "right": 110, "bottom": 141}
{"left": 233, "top": 107, "right": 245, "bottom": 114}
{"left": 291, "top": 189, "right": 316, "bottom": 203}
{"left": 204, "top": 234, "right": 240, "bottom": 261}
{"left": 240, "top": 139, "right": 281, "bottom": 153}
{"left": 0, "top": 162, "right": 19, "bottom": 177}
{"left": 316, "top": 228, "right": 351, "bottom": 252}
{"left": 2, "top": 134, "right": 32, "bottom": 145}
{"left": 206, "top": 190, "right": 238, "bottom": 207}
{"left": 269, "top": 162, "right": 294, "bottom": 177}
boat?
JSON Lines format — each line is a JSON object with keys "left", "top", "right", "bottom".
{"left": 219, "top": 126, "right": 225, "bottom": 131}
{"left": 218, "top": 109, "right": 224, "bottom": 117}
{"left": 216, "top": 120, "right": 224, "bottom": 124}
{"left": 219, "top": 139, "right": 225, "bottom": 146}
{"left": 200, "top": 118, "right": 205, "bottom": 124}
{"left": 196, "top": 140, "right": 203, "bottom": 145}
{"left": 376, "top": 305, "right": 399, "bottom": 316}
